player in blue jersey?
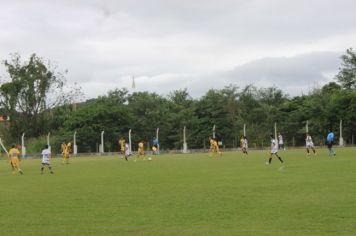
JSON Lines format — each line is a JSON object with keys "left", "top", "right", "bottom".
{"left": 326, "top": 128, "right": 336, "bottom": 156}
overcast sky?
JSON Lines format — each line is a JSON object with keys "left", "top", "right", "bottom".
{"left": 0, "top": 0, "right": 355, "bottom": 99}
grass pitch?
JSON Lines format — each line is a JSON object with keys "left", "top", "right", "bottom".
{"left": 1, "top": 148, "right": 356, "bottom": 236}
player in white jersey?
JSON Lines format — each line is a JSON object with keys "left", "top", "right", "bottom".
{"left": 41, "top": 145, "right": 54, "bottom": 174}
{"left": 242, "top": 136, "right": 248, "bottom": 155}
{"left": 305, "top": 133, "right": 316, "bottom": 156}
{"left": 278, "top": 133, "right": 285, "bottom": 150}
{"left": 124, "top": 143, "right": 130, "bottom": 161}
{"left": 267, "top": 134, "right": 284, "bottom": 165}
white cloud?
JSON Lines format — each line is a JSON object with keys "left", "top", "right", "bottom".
{"left": 223, "top": 51, "right": 341, "bottom": 95}
{"left": 0, "top": 0, "right": 355, "bottom": 99}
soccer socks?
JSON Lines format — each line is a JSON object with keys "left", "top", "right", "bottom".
{"left": 267, "top": 155, "right": 283, "bottom": 165}
{"left": 331, "top": 148, "right": 336, "bottom": 156}
{"left": 12, "top": 168, "right": 23, "bottom": 175}
{"left": 41, "top": 166, "right": 54, "bottom": 174}
{"left": 328, "top": 148, "right": 336, "bottom": 156}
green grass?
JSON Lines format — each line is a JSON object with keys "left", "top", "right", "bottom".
{"left": 1, "top": 148, "right": 356, "bottom": 236}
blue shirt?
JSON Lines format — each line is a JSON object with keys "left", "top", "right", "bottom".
{"left": 152, "top": 138, "right": 158, "bottom": 145}
{"left": 327, "top": 132, "right": 334, "bottom": 142}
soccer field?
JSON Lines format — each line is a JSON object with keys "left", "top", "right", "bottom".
{"left": 1, "top": 148, "right": 356, "bottom": 236}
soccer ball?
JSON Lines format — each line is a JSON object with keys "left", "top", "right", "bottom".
{"left": 148, "top": 157, "right": 152, "bottom": 161}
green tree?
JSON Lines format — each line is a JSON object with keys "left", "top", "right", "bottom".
{"left": 0, "top": 53, "right": 81, "bottom": 141}
{"left": 335, "top": 48, "right": 356, "bottom": 90}
{"left": 193, "top": 86, "right": 241, "bottom": 148}
{"left": 61, "top": 89, "right": 130, "bottom": 152}
{"left": 127, "top": 91, "right": 170, "bottom": 150}
{"left": 166, "top": 89, "right": 196, "bottom": 149}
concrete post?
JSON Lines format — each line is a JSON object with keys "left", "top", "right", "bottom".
{"left": 129, "top": 129, "right": 132, "bottom": 154}
{"left": 47, "top": 132, "right": 51, "bottom": 152}
{"left": 339, "top": 119, "right": 344, "bottom": 146}
{"left": 73, "top": 131, "right": 78, "bottom": 155}
{"left": 21, "top": 133, "right": 26, "bottom": 159}
{"left": 100, "top": 131, "right": 104, "bottom": 154}
{"left": 183, "top": 126, "right": 188, "bottom": 153}
{"left": 213, "top": 124, "right": 216, "bottom": 139}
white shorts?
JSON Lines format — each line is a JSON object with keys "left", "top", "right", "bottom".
{"left": 306, "top": 142, "right": 314, "bottom": 148}
{"left": 271, "top": 148, "right": 278, "bottom": 154}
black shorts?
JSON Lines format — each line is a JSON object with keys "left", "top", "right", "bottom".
{"left": 327, "top": 142, "right": 333, "bottom": 148}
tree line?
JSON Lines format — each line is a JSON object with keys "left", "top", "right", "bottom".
{"left": 0, "top": 50, "right": 355, "bottom": 153}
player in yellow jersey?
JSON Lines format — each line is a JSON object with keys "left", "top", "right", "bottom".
{"left": 61, "top": 142, "right": 71, "bottom": 164}
{"left": 152, "top": 146, "right": 157, "bottom": 154}
{"left": 209, "top": 137, "right": 222, "bottom": 157}
{"left": 209, "top": 137, "right": 215, "bottom": 155}
{"left": 8, "top": 145, "right": 23, "bottom": 175}
{"left": 213, "top": 138, "right": 222, "bottom": 157}
{"left": 61, "top": 142, "right": 66, "bottom": 155}
{"left": 135, "top": 140, "right": 145, "bottom": 161}
{"left": 119, "top": 137, "right": 125, "bottom": 157}
{"left": 61, "top": 142, "right": 67, "bottom": 163}
{"left": 67, "top": 142, "right": 72, "bottom": 153}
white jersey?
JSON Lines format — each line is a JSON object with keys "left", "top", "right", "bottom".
{"left": 125, "top": 144, "right": 130, "bottom": 156}
{"left": 271, "top": 138, "right": 278, "bottom": 154}
{"left": 306, "top": 135, "right": 314, "bottom": 147}
{"left": 41, "top": 149, "right": 51, "bottom": 164}
{"left": 243, "top": 139, "right": 248, "bottom": 149}
{"left": 278, "top": 135, "right": 283, "bottom": 145}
